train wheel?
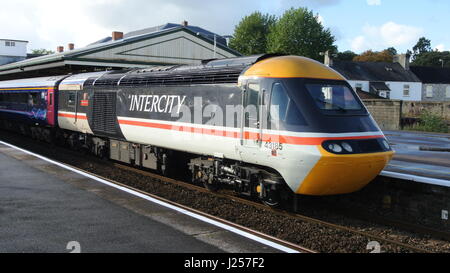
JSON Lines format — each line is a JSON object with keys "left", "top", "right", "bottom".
{"left": 203, "top": 174, "right": 219, "bottom": 192}
{"left": 262, "top": 199, "right": 279, "bottom": 208}
{"left": 257, "top": 184, "right": 280, "bottom": 208}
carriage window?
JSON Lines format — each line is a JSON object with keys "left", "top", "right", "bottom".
{"left": 28, "top": 93, "right": 39, "bottom": 106}
{"left": 68, "top": 92, "right": 76, "bottom": 107}
{"left": 1, "top": 92, "right": 27, "bottom": 104}
{"left": 244, "top": 83, "right": 260, "bottom": 128}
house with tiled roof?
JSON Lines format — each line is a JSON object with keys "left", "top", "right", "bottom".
{"left": 326, "top": 54, "right": 422, "bottom": 101}
{"left": 410, "top": 66, "right": 450, "bottom": 102}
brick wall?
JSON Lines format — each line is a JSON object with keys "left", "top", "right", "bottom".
{"left": 362, "top": 99, "right": 402, "bottom": 130}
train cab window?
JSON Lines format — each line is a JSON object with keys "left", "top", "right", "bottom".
{"left": 270, "top": 83, "right": 306, "bottom": 126}
{"left": 49, "top": 93, "right": 53, "bottom": 106}
{"left": 306, "top": 83, "right": 362, "bottom": 111}
{"left": 270, "top": 83, "right": 288, "bottom": 122}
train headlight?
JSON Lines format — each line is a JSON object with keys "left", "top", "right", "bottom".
{"left": 341, "top": 142, "right": 353, "bottom": 153}
{"left": 382, "top": 139, "right": 390, "bottom": 150}
{"left": 328, "top": 143, "right": 343, "bottom": 153}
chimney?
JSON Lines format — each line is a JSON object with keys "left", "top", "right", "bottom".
{"left": 57, "top": 46, "right": 64, "bottom": 53}
{"left": 323, "top": 50, "right": 333, "bottom": 67}
{"left": 68, "top": 43, "right": 74, "bottom": 50}
{"left": 181, "top": 20, "right": 188, "bottom": 27}
{"left": 394, "top": 53, "right": 410, "bottom": 70}
{"left": 112, "top": 31, "right": 123, "bottom": 41}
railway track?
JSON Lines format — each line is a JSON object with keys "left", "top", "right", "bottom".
{"left": 1, "top": 130, "right": 449, "bottom": 253}
{"left": 113, "top": 163, "right": 435, "bottom": 253}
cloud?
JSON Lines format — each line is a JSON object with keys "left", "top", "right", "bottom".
{"left": 316, "top": 14, "right": 325, "bottom": 24}
{"left": 350, "top": 21, "right": 423, "bottom": 52}
{"left": 299, "top": 0, "right": 341, "bottom": 7}
{"left": 367, "top": 0, "right": 381, "bottom": 6}
{"left": 0, "top": 0, "right": 265, "bottom": 51}
{"left": 435, "top": 44, "right": 446, "bottom": 51}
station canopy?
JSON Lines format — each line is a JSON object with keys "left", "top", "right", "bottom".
{"left": 0, "top": 24, "right": 240, "bottom": 80}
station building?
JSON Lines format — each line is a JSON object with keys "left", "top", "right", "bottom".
{"left": 0, "top": 22, "right": 240, "bottom": 80}
{"left": 0, "top": 39, "right": 29, "bottom": 66}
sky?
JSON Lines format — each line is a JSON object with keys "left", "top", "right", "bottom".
{"left": 0, "top": 0, "right": 449, "bottom": 54}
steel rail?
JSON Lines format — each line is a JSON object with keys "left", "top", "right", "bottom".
{"left": 113, "top": 164, "right": 433, "bottom": 253}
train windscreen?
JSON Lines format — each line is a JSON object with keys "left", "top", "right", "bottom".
{"left": 305, "top": 83, "right": 362, "bottom": 111}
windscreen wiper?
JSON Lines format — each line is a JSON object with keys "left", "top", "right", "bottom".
{"left": 315, "top": 98, "right": 347, "bottom": 112}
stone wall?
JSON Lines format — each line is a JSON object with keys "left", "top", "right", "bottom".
{"left": 402, "top": 101, "right": 450, "bottom": 121}
{"left": 362, "top": 99, "right": 403, "bottom": 130}
{"left": 331, "top": 176, "right": 450, "bottom": 231}
{"left": 362, "top": 99, "right": 450, "bottom": 130}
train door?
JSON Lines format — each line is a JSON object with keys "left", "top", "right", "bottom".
{"left": 46, "top": 88, "right": 55, "bottom": 126}
{"left": 241, "top": 81, "right": 262, "bottom": 148}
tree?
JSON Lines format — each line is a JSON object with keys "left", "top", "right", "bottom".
{"left": 335, "top": 50, "right": 357, "bottom": 61}
{"left": 412, "top": 51, "right": 450, "bottom": 67}
{"left": 228, "top": 12, "right": 276, "bottom": 55}
{"left": 31, "top": 48, "right": 55, "bottom": 55}
{"left": 266, "top": 7, "right": 336, "bottom": 61}
{"left": 412, "top": 37, "right": 432, "bottom": 56}
{"left": 386, "top": 47, "right": 398, "bottom": 56}
{"left": 353, "top": 50, "right": 393, "bottom": 62}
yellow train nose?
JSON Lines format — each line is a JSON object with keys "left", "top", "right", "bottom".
{"left": 297, "top": 146, "right": 394, "bottom": 196}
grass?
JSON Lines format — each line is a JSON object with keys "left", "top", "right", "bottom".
{"left": 403, "top": 110, "right": 449, "bottom": 133}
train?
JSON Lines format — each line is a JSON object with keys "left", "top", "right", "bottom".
{"left": 0, "top": 54, "right": 394, "bottom": 207}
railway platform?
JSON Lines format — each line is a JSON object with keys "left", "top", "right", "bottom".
{"left": 0, "top": 142, "right": 284, "bottom": 253}
{"left": 384, "top": 130, "right": 450, "bottom": 184}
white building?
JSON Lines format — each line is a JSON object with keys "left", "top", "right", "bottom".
{"left": 328, "top": 54, "right": 422, "bottom": 101}
{"left": 0, "top": 39, "right": 28, "bottom": 65}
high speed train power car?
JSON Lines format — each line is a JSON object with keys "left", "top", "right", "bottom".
{"left": 0, "top": 54, "right": 394, "bottom": 206}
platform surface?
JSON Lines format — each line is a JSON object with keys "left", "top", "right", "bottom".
{"left": 384, "top": 130, "right": 450, "bottom": 181}
{"left": 0, "top": 143, "right": 281, "bottom": 253}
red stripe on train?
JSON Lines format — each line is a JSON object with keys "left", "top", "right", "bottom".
{"left": 117, "top": 119, "right": 384, "bottom": 145}
{"left": 58, "top": 113, "right": 88, "bottom": 120}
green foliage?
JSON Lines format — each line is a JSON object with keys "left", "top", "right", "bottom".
{"left": 31, "top": 48, "right": 55, "bottom": 55}
{"left": 386, "top": 47, "right": 398, "bottom": 56}
{"left": 228, "top": 12, "right": 276, "bottom": 55}
{"left": 266, "top": 7, "right": 336, "bottom": 61}
{"left": 405, "top": 110, "right": 449, "bottom": 133}
{"left": 335, "top": 50, "right": 357, "bottom": 61}
{"left": 353, "top": 49, "right": 393, "bottom": 62}
{"left": 412, "top": 37, "right": 432, "bottom": 56}
{"left": 411, "top": 51, "right": 450, "bottom": 67}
